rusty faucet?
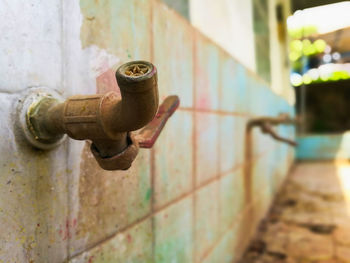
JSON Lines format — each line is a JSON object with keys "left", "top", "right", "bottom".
{"left": 19, "top": 61, "right": 179, "bottom": 170}
{"left": 247, "top": 113, "right": 298, "bottom": 146}
{"left": 243, "top": 113, "right": 297, "bottom": 205}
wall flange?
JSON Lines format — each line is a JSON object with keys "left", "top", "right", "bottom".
{"left": 18, "top": 87, "right": 67, "bottom": 150}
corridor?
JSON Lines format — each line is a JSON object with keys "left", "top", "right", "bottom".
{"left": 241, "top": 161, "right": 350, "bottom": 263}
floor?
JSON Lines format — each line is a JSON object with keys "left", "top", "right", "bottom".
{"left": 239, "top": 161, "right": 350, "bottom": 263}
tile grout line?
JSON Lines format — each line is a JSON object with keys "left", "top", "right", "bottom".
{"left": 216, "top": 64, "right": 222, "bottom": 260}
{"left": 192, "top": 28, "right": 198, "bottom": 263}
{"left": 149, "top": 1, "right": 156, "bottom": 262}
{"left": 179, "top": 107, "right": 250, "bottom": 118}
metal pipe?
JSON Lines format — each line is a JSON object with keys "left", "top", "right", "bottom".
{"left": 247, "top": 113, "right": 297, "bottom": 128}
{"left": 247, "top": 113, "right": 298, "bottom": 146}
{"left": 260, "top": 123, "right": 298, "bottom": 146}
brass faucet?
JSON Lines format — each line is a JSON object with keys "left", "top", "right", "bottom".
{"left": 247, "top": 113, "right": 298, "bottom": 146}
{"left": 19, "top": 61, "right": 179, "bottom": 170}
{"left": 243, "top": 113, "right": 297, "bottom": 206}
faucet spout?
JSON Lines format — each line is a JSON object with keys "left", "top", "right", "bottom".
{"left": 109, "top": 61, "right": 159, "bottom": 132}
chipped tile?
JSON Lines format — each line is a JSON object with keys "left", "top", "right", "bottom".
{"left": 154, "top": 110, "right": 193, "bottom": 209}
{"left": 154, "top": 197, "right": 193, "bottom": 263}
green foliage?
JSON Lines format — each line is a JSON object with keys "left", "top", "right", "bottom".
{"left": 293, "top": 71, "right": 350, "bottom": 86}
{"left": 288, "top": 25, "right": 318, "bottom": 39}
{"left": 289, "top": 39, "right": 326, "bottom": 62}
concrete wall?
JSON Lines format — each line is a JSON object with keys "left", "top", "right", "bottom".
{"left": 0, "top": 0, "right": 295, "bottom": 262}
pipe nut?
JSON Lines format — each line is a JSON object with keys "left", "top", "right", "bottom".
{"left": 90, "top": 133, "right": 139, "bottom": 171}
{"left": 18, "top": 87, "right": 67, "bottom": 150}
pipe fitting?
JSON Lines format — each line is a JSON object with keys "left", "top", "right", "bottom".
{"left": 19, "top": 61, "right": 165, "bottom": 170}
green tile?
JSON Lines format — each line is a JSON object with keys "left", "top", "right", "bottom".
{"left": 154, "top": 197, "right": 193, "bottom": 263}
{"left": 219, "top": 170, "right": 244, "bottom": 234}
{"left": 154, "top": 110, "right": 193, "bottom": 208}
{"left": 195, "top": 112, "right": 219, "bottom": 186}
{"left": 219, "top": 56, "right": 238, "bottom": 113}
{"left": 153, "top": 2, "right": 194, "bottom": 108}
{"left": 195, "top": 181, "right": 219, "bottom": 262}
{"left": 202, "top": 228, "right": 237, "bottom": 263}
{"left": 70, "top": 219, "right": 153, "bottom": 263}
{"left": 194, "top": 32, "right": 220, "bottom": 110}
{"left": 69, "top": 146, "right": 151, "bottom": 256}
{"left": 219, "top": 116, "right": 236, "bottom": 173}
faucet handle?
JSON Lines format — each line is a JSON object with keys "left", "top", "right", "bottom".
{"left": 135, "top": 95, "right": 180, "bottom": 148}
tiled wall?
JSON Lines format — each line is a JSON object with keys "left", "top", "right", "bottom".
{"left": 190, "top": 0, "right": 256, "bottom": 72}
{"left": 0, "top": 0, "right": 295, "bottom": 262}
